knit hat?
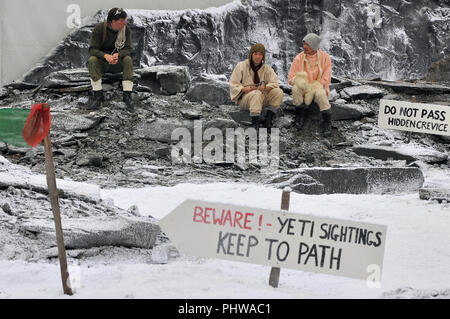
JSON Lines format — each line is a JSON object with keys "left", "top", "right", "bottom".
{"left": 249, "top": 43, "right": 266, "bottom": 65}
{"left": 303, "top": 33, "right": 321, "bottom": 51}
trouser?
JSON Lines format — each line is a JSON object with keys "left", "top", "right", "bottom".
{"left": 292, "top": 85, "right": 331, "bottom": 112}
{"left": 88, "top": 55, "right": 134, "bottom": 91}
{"left": 238, "top": 88, "right": 284, "bottom": 117}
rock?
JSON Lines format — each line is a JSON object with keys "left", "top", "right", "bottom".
{"left": 328, "top": 89, "right": 339, "bottom": 102}
{"left": 281, "top": 167, "right": 424, "bottom": 194}
{"left": 270, "top": 173, "right": 325, "bottom": 195}
{"left": 185, "top": 80, "right": 231, "bottom": 106}
{"left": 353, "top": 144, "right": 448, "bottom": 164}
{"left": 419, "top": 188, "right": 450, "bottom": 203}
{"left": 1, "top": 203, "right": 13, "bottom": 216}
{"left": 135, "top": 66, "right": 191, "bottom": 95}
{"left": 76, "top": 153, "right": 103, "bottom": 167}
{"left": 135, "top": 118, "right": 194, "bottom": 143}
{"left": 42, "top": 68, "right": 140, "bottom": 89}
{"left": 424, "top": 55, "right": 450, "bottom": 85}
{"left": 5, "top": 82, "right": 38, "bottom": 90}
{"left": 127, "top": 205, "right": 141, "bottom": 217}
{"left": 331, "top": 103, "right": 374, "bottom": 121}
{"left": 180, "top": 109, "right": 202, "bottom": 120}
{"left": 341, "top": 85, "right": 385, "bottom": 100}
{"left": 439, "top": 135, "right": 450, "bottom": 143}
{"left": 0, "top": 88, "right": 9, "bottom": 98}
{"left": 20, "top": 216, "right": 160, "bottom": 250}
{"left": 52, "top": 113, "right": 101, "bottom": 132}
{"left": 360, "top": 124, "right": 373, "bottom": 131}
{"left": 361, "top": 80, "right": 450, "bottom": 94}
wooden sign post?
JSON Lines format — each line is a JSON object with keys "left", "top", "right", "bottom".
{"left": 269, "top": 189, "right": 290, "bottom": 288}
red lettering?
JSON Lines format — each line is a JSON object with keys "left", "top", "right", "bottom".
{"left": 223, "top": 210, "right": 233, "bottom": 226}
{"left": 193, "top": 206, "right": 204, "bottom": 222}
{"left": 244, "top": 213, "right": 254, "bottom": 230}
{"left": 204, "top": 207, "right": 212, "bottom": 224}
{"left": 213, "top": 209, "right": 225, "bottom": 225}
{"left": 233, "top": 211, "right": 243, "bottom": 228}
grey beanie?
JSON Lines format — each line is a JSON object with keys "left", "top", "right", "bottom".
{"left": 303, "top": 33, "right": 321, "bottom": 51}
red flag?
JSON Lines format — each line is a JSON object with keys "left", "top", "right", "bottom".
{"left": 22, "top": 103, "right": 52, "bottom": 148}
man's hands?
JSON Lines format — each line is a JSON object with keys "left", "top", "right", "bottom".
{"left": 104, "top": 53, "right": 119, "bottom": 65}
{"left": 242, "top": 84, "right": 273, "bottom": 94}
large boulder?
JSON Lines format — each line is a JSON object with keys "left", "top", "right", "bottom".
{"left": 275, "top": 167, "right": 424, "bottom": 194}
{"left": 135, "top": 66, "right": 191, "bottom": 95}
{"left": 185, "top": 79, "right": 232, "bottom": 106}
{"left": 331, "top": 102, "right": 374, "bottom": 120}
{"left": 353, "top": 144, "right": 449, "bottom": 164}
{"left": 341, "top": 85, "right": 385, "bottom": 100}
{"left": 20, "top": 216, "right": 160, "bottom": 250}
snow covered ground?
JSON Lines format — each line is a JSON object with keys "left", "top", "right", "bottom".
{"left": 1, "top": 176, "right": 449, "bottom": 298}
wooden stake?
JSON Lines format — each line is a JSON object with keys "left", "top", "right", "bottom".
{"left": 269, "top": 189, "right": 291, "bottom": 288}
{"left": 43, "top": 133, "right": 73, "bottom": 296}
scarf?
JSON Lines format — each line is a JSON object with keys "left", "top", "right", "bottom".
{"left": 251, "top": 62, "right": 262, "bottom": 85}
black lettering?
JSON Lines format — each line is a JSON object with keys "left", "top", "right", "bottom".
{"left": 298, "top": 242, "right": 309, "bottom": 264}
{"left": 217, "top": 232, "right": 228, "bottom": 254}
{"left": 247, "top": 235, "right": 258, "bottom": 257}
{"left": 330, "top": 247, "right": 342, "bottom": 270}
{"left": 227, "top": 233, "right": 236, "bottom": 255}
{"left": 277, "top": 241, "right": 290, "bottom": 262}
{"left": 265, "top": 238, "right": 278, "bottom": 260}
{"left": 236, "top": 234, "right": 246, "bottom": 257}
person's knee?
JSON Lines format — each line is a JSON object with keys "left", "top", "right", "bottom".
{"left": 270, "top": 88, "right": 284, "bottom": 105}
{"left": 88, "top": 56, "right": 99, "bottom": 65}
{"left": 122, "top": 55, "right": 133, "bottom": 65}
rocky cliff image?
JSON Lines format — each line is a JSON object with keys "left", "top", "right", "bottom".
{"left": 0, "top": 0, "right": 450, "bottom": 299}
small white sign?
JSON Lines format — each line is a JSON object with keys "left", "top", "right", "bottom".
{"left": 378, "top": 99, "right": 450, "bottom": 136}
{"left": 160, "top": 200, "right": 387, "bottom": 281}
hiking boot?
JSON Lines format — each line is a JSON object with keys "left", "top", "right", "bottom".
{"left": 86, "top": 90, "right": 104, "bottom": 110}
{"left": 294, "top": 107, "right": 308, "bottom": 129}
{"left": 251, "top": 116, "right": 260, "bottom": 131}
{"left": 123, "top": 91, "right": 134, "bottom": 112}
{"left": 264, "top": 110, "right": 275, "bottom": 134}
{"left": 321, "top": 111, "right": 332, "bottom": 137}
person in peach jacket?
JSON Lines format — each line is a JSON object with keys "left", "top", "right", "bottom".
{"left": 288, "top": 33, "right": 333, "bottom": 137}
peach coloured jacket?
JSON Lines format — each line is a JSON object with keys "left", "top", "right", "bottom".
{"left": 288, "top": 49, "right": 332, "bottom": 96}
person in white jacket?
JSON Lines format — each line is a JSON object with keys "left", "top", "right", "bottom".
{"left": 229, "top": 43, "right": 284, "bottom": 130}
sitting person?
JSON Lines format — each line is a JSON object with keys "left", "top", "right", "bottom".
{"left": 229, "top": 43, "right": 284, "bottom": 131}
{"left": 87, "top": 8, "right": 134, "bottom": 111}
{"left": 288, "top": 33, "right": 333, "bottom": 137}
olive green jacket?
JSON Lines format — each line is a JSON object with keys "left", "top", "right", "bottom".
{"left": 89, "top": 22, "right": 132, "bottom": 60}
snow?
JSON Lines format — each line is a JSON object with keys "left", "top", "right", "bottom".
{"left": 1, "top": 177, "right": 449, "bottom": 298}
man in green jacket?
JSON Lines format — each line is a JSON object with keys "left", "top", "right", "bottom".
{"left": 87, "top": 8, "right": 134, "bottom": 111}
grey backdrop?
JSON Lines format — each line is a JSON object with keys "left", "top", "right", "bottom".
{"left": 0, "top": 0, "right": 233, "bottom": 86}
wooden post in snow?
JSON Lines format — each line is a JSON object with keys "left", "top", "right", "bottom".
{"left": 269, "top": 188, "right": 291, "bottom": 288}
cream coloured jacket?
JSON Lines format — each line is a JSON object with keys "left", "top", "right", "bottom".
{"left": 229, "top": 60, "right": 280, "bottom": 103}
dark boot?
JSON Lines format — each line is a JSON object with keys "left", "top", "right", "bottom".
{"left": 321, "top": 111, "right": 332, "bottom": 137}
{"left": 264, "top": 110, "right": 275, "bottom": 134}
{"left": 87, "top": 90, "right": 104, "bottom": 110}
{"left": 123, "top": 91, "right": 134, "bottom": 112}
{"left": 294, "top": 107, "right": 307, "bottom": 129}
{"left": 251, "top": 116, "right": 260, "bottom": 130}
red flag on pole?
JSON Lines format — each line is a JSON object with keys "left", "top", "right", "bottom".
{"left": 22, "top": 103, "right": 51, "bottom": 148}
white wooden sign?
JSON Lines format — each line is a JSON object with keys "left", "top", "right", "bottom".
{"left": 378, "top": 99, "right": 450, "bottom": 136}
{"left": 159, "top": 200, "right": 387, "bottom": 281}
